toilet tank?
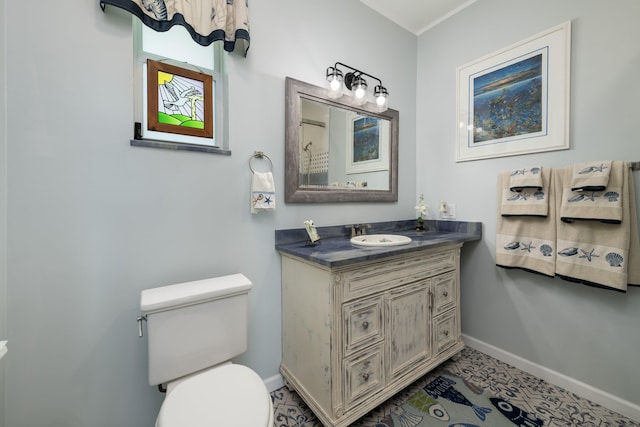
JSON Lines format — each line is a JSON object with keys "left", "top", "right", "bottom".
{"left": 140, "top": 274, "right": 252, "bottom": 386}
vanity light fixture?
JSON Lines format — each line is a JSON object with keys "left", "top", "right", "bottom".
{"left": 325, "top": 62, "right": 389, "bottom": 111}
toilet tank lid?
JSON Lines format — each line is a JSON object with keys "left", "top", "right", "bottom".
{"left": 140, "top": 274, "right": 252, "bottom": 314}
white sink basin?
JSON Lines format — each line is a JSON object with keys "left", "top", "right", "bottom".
{"left": 350, "top": 234, "right": 412, "bottom": 247}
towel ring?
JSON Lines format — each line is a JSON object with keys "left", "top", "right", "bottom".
{"left": 249, "top": 151, "right": 273, "bottom": 174}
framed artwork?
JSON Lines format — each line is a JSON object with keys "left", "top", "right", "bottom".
{"left": 146, "top": 59, "right": 213, "bottom": 138}
{"left": 346, "top": 114, "right": 390, "bottom": 174}
{"left": 456, "top": 21, "right": 571, "bottom": 162}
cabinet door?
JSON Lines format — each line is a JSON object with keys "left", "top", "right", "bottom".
{"left": 386, "top": 280, "right": 431, "bottom": 381}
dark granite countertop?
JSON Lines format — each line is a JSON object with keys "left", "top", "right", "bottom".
{"left": 275, "top": 220, "right": 482, "bottom": 268}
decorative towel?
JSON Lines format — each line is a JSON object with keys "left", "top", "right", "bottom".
{"left": 560, "top": 161, "right": 623, "bottom": 223}
{"left": 250, "top": 172, "right": 276, "bottom": 214}
{"left": 495, "top": 169, "right": 557, "bottom": 277}
{"left": 500, "top": 167, "right": 550, "bottom": 217}
{"left": 509, "top": 166, "right": 543, "bottom": 192}
{"left": 554, "top": 162, "right": 640, "bottom": 291}
{"left": 570, "top": 161, "right": 612, "bottom": 191}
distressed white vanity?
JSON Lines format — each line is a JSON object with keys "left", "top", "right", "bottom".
{"left": 275, "top": 220, "right": 481, "bottom": 427}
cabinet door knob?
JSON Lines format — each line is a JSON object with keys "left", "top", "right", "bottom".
{"left": 362, "top": 321, "right": 369, "bottom": 329}
{"left": 362, "top": 373, "right": 370, "bottom": 381}
{"left": 442, "top": 291, "right": 448, "bottom": 297}
{"left": 443, "top": 330, "right": 449, "bottom": 336}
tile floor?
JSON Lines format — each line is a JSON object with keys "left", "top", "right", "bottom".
{"left": 271, "top": 347, "right": 640, "bottom": 427}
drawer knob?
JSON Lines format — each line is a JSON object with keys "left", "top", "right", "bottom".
{"left": 362, "top": 321, "right": 369, "bottom": 329}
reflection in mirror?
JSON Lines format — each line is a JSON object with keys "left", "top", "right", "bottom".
{"left": 285, "top": 77, "right": 399, "bottom": 203}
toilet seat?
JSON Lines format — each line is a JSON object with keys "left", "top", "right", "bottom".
{"left": 157, "top": 364, "right": 273, "bottom": 427}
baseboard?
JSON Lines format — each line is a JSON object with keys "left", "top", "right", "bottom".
{"left": 264, "top": 373, "right": 285, "bottom": 393}
{"left": 463, "top": 334, "right": 640, "bottom": 421}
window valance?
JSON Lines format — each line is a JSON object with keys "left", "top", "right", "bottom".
{"left": 100, "top": 0, "right": 250, "bottom": 55}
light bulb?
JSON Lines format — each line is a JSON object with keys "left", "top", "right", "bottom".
{"left": 374, "top": 85, "right": 388, "bottom": 111}
{"left": 352, "top": 76, "right": 367, "bottom": 105}
{"left": 326, "top": 66, "right": 343, "bottom": 99}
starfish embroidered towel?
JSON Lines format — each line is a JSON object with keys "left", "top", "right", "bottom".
{"left": 501, "top": 167, "right": 550, "bottom": 217}
{"left": 560, "top": 161, "right": 623, "bottom": 223}
{"left": 570, "top": 161, "right": 612, "bottom": 191}
{"left": 251, "top": 172, "right": 276, "bottom": 214}
{"left": 555, "top": 161, "right": 640, "bottom": 291}
{"left": 495, "top": 169, "right": 557, "bottom": 277}
{"left": 509, "top": 166, "right": 543, "bottom": 192}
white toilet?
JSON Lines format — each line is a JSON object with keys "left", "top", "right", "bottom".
{"left": 140, "top": 274, "right": 274, "bottom": 427}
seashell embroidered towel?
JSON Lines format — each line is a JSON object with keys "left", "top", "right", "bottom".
{"left": 500, "top": 167, "right": 550, "bottom": 217}
{"left": 560, "top": 161, "right": 622, "bottom": 223}
{"left": 509, "top": 166, "right": 543, "bottom": 192}
{"left": 555, "top": 161, "right": 640, "bottom": 291}
{"left": 250, "top": 171, "right": 276, "bottom": 214}
{"left": 570, "top": 160, "right": 612, "bottom": 191}
{"left": 495, "top": 169, "right": 557, "bottom": 277}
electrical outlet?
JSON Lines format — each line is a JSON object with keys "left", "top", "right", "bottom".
{"left": 441, "top": 202, "right": 456, "bottom": 219}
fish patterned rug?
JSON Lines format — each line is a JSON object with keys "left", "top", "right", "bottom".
{"left": 382, "top": 373, "right": 543, "bottom": 427}
{"left": 271, "top": 347, "right": 640, "bottom": 427}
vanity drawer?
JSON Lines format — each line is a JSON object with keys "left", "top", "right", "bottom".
{"left": 339, "top": 248, "right": 458, "bottom": 301}
{"left": 432, "top": 271, "right": 456, "bottom": 315}
{"left": 433, "top": 309, "right": 458, "bottom": 355}
{"left": 343, "top": 296, "right": 384, "bottom": 354}
{"left": 343, "top": 344, "right": 384, "bottom": 410}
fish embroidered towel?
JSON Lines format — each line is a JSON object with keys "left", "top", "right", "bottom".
{"left": 509, "top": 166, "right": 543, "bottom": 192}
{"left": 570, "top": 161, "right": 612, "bottom": 191}
{"left": 555, "top": 162, "right": 640, "bottom": 291}
{"left": 496, "top": 169, "right": 557, "bottom": 277}
{"left": 250, "top": 172, "right": 276, "bottom": 214}
{"left": 560, "top": 161, "right": 623, "bottom": 223}
{"left": 500, "top": 168, "right": 550, "bottom": 217}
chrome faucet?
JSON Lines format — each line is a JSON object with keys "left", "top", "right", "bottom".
{"left": 347, "top": 224, "right": 371, "bottom": 237}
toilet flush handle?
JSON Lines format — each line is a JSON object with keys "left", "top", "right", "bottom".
{"left": 137, "top": 315, "right": 147, "bottom": 337}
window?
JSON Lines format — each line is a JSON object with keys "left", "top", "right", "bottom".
{"left": 132, "top": 19, "right": 229, "bottom": 153}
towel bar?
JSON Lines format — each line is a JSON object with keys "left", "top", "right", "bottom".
{"left": 249, "top": 151, "right": 273, "bottom": 173}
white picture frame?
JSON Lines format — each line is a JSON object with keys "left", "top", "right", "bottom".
{"left": 456, "top": 21, "right": 571, "bottom": 162}
{"left": 345, "top": 112, "right": 390, "bottom": 174}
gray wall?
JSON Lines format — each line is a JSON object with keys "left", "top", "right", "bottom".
{"left": 3, "top": 0, "right": 639, "bottom": 425}
{"left": 417, "top": 0, "right": 640, "bottom": 405}
{"left": 0, "top": 0, "right": 6, "bottom": 424}
{"left": 2, "top": 0, "right": 416, "bottom": 426}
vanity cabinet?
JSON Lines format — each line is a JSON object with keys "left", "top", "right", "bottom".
{"left": 280, "top": 243, "right": 464, "bottom": 427}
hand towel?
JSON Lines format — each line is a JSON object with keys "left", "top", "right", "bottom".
{"left": 570, "top": 161, "right": 612, "bottom": 191}
{"left": 560, "top": 161, "right": 623, "bottom": 223}
{"left": 496, "top": 169, "right": 557, "bottom": 277}
{"left": 509, "top": 166, "right": 543, "bottom": 192}
{"left": 250, "top": 172, "right": 276, "bottom": 214}
{"left": 500, "top": 167, "right": 550, "bottom": 217}
{"left": 555, "top": 161, "right": 640, "bottom": 291}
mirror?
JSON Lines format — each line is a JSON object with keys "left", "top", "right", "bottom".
{"left": 285, "top": 77, "right": 399, "bottom": 203}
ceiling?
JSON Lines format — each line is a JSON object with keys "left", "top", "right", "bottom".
{"left": 359, "top": 0, "right": 478, "bottom": 35}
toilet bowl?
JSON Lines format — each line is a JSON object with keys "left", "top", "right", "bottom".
{"left": 157, "top": 364, "right": 273, "bottom": 427}
{"left": 140, "top": 274, "right": 273, "bottom": 427}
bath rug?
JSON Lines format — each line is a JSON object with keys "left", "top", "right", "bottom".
{"left": 378, "top": 374, "right": 544, "bottom": 427}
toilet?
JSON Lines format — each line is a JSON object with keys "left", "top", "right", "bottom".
{"left": 140, "top": 274, "right": 274, "bottom": 427}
